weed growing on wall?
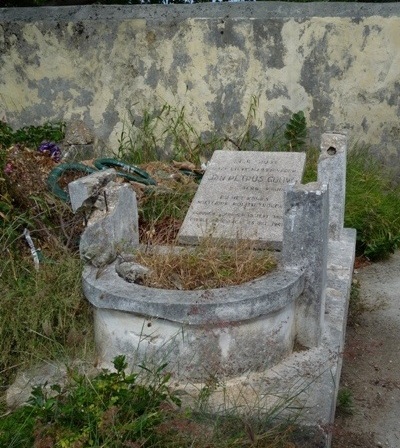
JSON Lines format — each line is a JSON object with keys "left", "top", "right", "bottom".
{"left": 117, "top": 99, "right": 307, "bottom": 166}
{"left": 284, "top": 111, "right": 307, "bottom": 152}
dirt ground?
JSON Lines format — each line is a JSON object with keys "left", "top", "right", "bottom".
{"left": 332, "top": 251, "right": 400, "bottom": 448}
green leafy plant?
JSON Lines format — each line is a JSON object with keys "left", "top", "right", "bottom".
{"left": 0, "top": 354, "right": 313, "bottom": 448}
{"left": 0, "top": 356, "right": 182, "bottom": 448}
{"left": 0, "top": 121, "right": 65, "bottom": 149}
{"left": 283, "top": 111, "right": 307, "bottom": 152}
{"left": 336, "top": 388, "right": 354, "bottom": 417}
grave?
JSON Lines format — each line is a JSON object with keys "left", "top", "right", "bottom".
{"left": 70, "top": 132, "right": 355, "bottom": 448}
{"left": 178, "top": 150, "right": 306, "bottom": 249}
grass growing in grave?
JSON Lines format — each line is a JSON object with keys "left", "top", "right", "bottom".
{"left": 133, "top": 239, "right": 277, "bottom": 290}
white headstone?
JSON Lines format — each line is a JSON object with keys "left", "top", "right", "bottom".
{"left": 178, "top": 150, "right": 306, "bottom": 249}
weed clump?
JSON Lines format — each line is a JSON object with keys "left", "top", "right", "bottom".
{"left": 336, "top": 388, "right": 354, "bottom": 417}
{"left": 345, "top": 146, "right": 400, "bottom": 260}
{"left": 0, "top": 355, "right": 305, "bottom": 448}
{"left": 0, "top": 356, "right": 182, "bottom": 448}
{"left": 0, "top": 253, "right": 94, "bottom": 391}
{"left": 134, "top": 240, "right": 277, "bottom": 290}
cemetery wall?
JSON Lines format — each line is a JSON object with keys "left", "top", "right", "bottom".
{"left": 1, "top": 3, "right": 399, "bottom": 166}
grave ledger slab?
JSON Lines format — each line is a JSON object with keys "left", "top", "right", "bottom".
{"left": 178, "top": 150, "right": 306, "bottom": 249}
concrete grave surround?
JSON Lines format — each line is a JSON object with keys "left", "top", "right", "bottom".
{"left": 71, "top": 132, "right": 356, "bottom": 447}
{"left": 1, "top": 4, "right": 400, "bottom": 173}
{"left": 177, "top": 150, "right": 306, "bottom": 249}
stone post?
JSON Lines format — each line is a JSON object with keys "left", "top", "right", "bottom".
{"left": 282, "top": 182, "right": 329, "bottom": 348}
{"left": 318, "top": 132, "right": 348, "bottom": 240}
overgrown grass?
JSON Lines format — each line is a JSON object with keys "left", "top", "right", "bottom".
{"left": 133, "top": 239, "right": 277, "bottom": 290}
{"left": 0, "top": 251, "right": 94, "bottom": 392}
{"left": 0, "top": 122, "right": 93, "bottom": 391}
{"left": 117, "top": 98, "right": 308, "bottom": 166}
{"left": 344, "top": 146, "right": 400, "bottom": 260}
{"left": 295, "top": 144, "right": 400, "bottom": 260}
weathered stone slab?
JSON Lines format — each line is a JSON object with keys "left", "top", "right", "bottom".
{"left": 68, "top": 168, "right": 117, "bottom": 213}
{"left": 80, "top": 182, "right": 139, "bottom": 267}
{"left": 178, "top": 150, "right": 306, "bottom": 248}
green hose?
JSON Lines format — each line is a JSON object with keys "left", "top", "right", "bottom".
{"left": 94, "top": 158, "right": 157, "bottom": 186}
{"left": 48, "top": 158, "right": 205, "bottom": 203}
{"left": 47, "top": 163, "right": 96, "bottom": 202}
{"left": 47, "top": 159, "right": 157, "bottom": 202}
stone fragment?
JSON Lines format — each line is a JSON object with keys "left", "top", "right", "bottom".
{"left": 64, "top": 120, "right": 94, "bottom": 145}
{"left": 68, "top": 168, "right": 117, "bottom": 213}
{"left": 6, "top": 361, "right": 98, "bottom": 410}
{"left": 80, "top": 182, "right": 139, "bottom": 267}
{"left": 116, "top": 260, "right": 150, "bottom": 283}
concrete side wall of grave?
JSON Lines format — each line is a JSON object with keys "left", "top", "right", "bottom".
{"left": 1, "top": 3, "right": 399, "bottom": 166}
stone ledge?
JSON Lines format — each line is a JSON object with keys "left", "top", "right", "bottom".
{"left": 2, "top": 3, "right": 400, "bottom": 21}
{"left": 83, "top": 263, "right": 305, "bottom": 325}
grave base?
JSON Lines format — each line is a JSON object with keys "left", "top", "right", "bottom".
{"left": 86, "top": 229, "right": 355, "bottom": 448}
{"left": 178, "top": 228, "right": 356, "bottom": 448}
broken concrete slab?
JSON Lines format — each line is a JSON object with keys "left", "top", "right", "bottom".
{"left": 68, "top": 168, "right": 117, "bottom": 213}
{"left": 80, "top": 182, "right": 139, "bottom": 267}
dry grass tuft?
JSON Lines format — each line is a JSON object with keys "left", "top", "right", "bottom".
{"left": 134, "top": 239, "right": 277, "bottom": 290}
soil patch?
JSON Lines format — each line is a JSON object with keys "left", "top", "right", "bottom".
{"left": 332, "top": 251, "right": 400, "bottom": 447}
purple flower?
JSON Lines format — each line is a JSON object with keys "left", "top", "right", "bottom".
{"left": 38, "top": 141, "right": 61, "bottom": 162}
{"left": 4, "top": 162, "right": 13, "bottom": 174}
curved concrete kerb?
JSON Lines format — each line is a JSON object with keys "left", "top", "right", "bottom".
{"left": 83, "top": 262, "right": 304, "bottom": 325}
{"left": 83, "top": 262, "right": 305, "bottom": 380}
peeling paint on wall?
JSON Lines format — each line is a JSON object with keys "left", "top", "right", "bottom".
{"left": 0, "top": 4, "right": 399, "bottom": 165}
